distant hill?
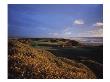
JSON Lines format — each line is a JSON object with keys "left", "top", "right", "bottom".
{"left": 8, "top": 39, "right": 96, "bottom": 79}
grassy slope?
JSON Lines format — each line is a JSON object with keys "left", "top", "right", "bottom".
{"left": 8, "top": 39, "right": 96, "bottom": 79}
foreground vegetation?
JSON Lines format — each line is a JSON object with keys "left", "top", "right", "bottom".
{"left": 8, "top": 39, "right": 97, "bottom": 79}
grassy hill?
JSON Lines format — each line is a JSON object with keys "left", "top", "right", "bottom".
{"left": 8, "top": 39, "right": 96, "bottom": 79}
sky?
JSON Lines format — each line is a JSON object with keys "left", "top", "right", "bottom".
{"left": 8, "top": 4, "right": 103, "bottom": 38}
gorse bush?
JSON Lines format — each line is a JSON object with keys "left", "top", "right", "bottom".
{"left": 8, "top": 39, "right": 96, "bottom": 79}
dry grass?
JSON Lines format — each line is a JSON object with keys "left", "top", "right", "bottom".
{"left": 8, "top": 39, "right": 96, "bottom": 79}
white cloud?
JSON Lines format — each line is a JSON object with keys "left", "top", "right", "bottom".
{"left": 74, "top": 19, "right": 84, "bottom": 25}
{"left": 64, "top": 32, "right": 72, "bottom": 35}
{"left": 63, "top": 27, "right": 73, "bottom": 36}
{"left": 88, "top": 28, "right": 103, "bottom": 37}
{"left": 93, "top": 22, "right": 103, "bottom": 27}
{"left": 78, "top": 22, "right": 103, "bottom": 37}
{"left": 48, "top": 27, "right": 73, "bottom": 38}
{"left": 78, "top": 25, "right": 103, "bottom": 37}
{"left": 48, "top": 32, "right": 59, "bottom": 36}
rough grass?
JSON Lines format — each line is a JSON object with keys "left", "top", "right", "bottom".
{"left": 8, "top": 39, "right": 96, "bottom": 79}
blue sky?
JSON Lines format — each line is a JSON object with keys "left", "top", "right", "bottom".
{"left": 8, "top": 4, "right": 103, "bottom": 38}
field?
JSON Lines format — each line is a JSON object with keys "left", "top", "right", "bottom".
{"left": 8, "top": 38, "right": 103, "bottom": 79}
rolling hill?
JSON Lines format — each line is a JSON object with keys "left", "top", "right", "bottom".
{"left": 8, "top": 39, "right": 96, "bottom": 79}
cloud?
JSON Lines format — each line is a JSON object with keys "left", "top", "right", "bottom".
{"left": 48, "top": 32, "right": 59, "bottom": 36}
{"left": 78, "top": 29, "right": 103, "bottom": 37}
{"left": 63, "top": 27, "right": 73, "bottom": 36}
{"left": 78, "top": 23, "right": 103, "bottom": 37}
{"left": 78, "top": 26, "right": 103, "bottom": 37}
{"left": 74, "top": 19, "right": 84, "bottom": 25}
{"left": 64, "top": 32, "right": 72, "bottom": 35}
{"left": 93, "top": 22, "right": 103, "bottom": 27}
{"left": 78, "top": 22, "right": 103, "bottom": 37}
{"left": 48, "top": 27, "right": 73, "bottom": 38}
{"left": 88, "top": 28, "right": 103, "bottom": 37}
